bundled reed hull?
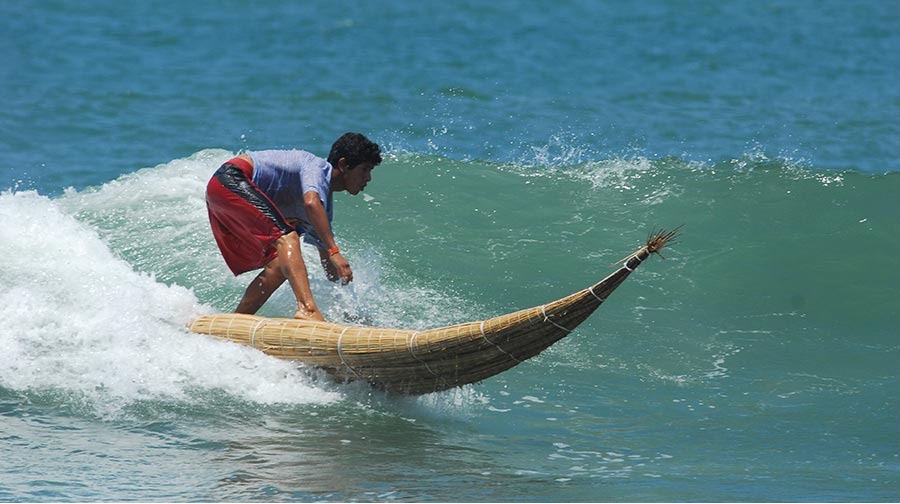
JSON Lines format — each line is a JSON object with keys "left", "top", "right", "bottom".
{"left": 189, "top": 229, "right": 678, "bottom": 395}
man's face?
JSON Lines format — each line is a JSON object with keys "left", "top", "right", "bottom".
{"left": 344, "top": 162, "right": 375, "bottom": 195}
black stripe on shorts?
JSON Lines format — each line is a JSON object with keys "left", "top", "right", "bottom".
{"left": 214, "top": 164, "right": 295, "bottom": 235}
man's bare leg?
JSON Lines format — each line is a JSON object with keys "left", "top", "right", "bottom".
{"left": 235, "top": 259, "right": 286, "bottom": 314}
{"left": 234, "top": 232, "right": 324, "bottom": 321}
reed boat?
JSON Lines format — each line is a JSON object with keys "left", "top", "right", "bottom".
{"left": 189, "top": 228, "right": 679, "bottom": 395}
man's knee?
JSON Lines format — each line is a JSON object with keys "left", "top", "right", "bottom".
{"left": 275, "top": 231, "right": 302, "bottom": 249}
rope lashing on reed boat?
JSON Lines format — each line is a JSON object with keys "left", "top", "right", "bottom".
{"left": 408, "top": 331, "right": 452, "bottom": 388}
{"left": 200, "top": 314, "right": 219, "bottom": 335}
{"left": 541, "top": 305, "right": 573, "bottom": 333}
{"left": 480, "top": 320, "right": 522, "bottom": 363}
{"left": 249, "top": 317, "right": 267, "bottom": 349}
{"left": 623, "top": 253, "right": 642, "bottom": 272}
{"left": 226, "top": 314, "right": 238, "bottom": 339}
{"left": 587, "top": 285, "right": 606, "bottom": 302}
{"left": 336, "top": 326, "right": 364, "bottom": 380}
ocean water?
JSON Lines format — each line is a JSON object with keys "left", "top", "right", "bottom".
{"left": 2, "top": 1, "right": 898, "bottom": 502}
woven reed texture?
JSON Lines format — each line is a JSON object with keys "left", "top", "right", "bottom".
{"left": 190, "top": 244, "right": 658, "bottom": 394}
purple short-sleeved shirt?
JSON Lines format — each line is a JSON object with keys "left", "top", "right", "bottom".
{"left": 247, "top": 149, "right": 333, "bottom": 249}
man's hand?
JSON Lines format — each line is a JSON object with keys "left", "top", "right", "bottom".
{"left": 318, "top": 247, "right": 352, "bottom": 284}
{"left": 329, "top": 252, "right": 353, "bottom": 285}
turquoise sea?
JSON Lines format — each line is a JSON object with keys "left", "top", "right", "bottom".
{"left": 2, "top": 1, "right": 898, "bottom": 502}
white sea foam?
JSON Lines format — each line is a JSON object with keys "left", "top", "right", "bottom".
{"left": 0, "top": 189, "right": 341, "bottom": 415}
{"left": 56, "top": 148, "right": 237, "bottom": 304}
{"left": 1, "top": 152, "right": 488, "bottom": 418}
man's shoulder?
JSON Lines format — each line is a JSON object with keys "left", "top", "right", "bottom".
{"left": 250, "top": 149, "right": 329, "bottom": 171}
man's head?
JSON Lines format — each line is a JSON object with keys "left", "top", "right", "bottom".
{"left": 328, "top": 132, "right": 382, "bottom": 170}
{"left": 328, "top": 132, "right": 382, "bottom": 195}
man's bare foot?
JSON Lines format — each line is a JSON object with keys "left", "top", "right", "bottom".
{"left": 294, "top": 306, "right": 325, "bottom": 322}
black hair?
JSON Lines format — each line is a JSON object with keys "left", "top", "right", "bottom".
{"left": 327, "top": 132, "right": 382, "bottom": 169}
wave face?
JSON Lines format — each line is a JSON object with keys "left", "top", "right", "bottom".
{"left": 5, "top": 148, "right": 898, "bottom": 396}
{"left": 2, "top": 149, "right": 898, "bottom": 501}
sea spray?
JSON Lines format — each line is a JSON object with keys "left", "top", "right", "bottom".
{"left": 0, "top": 190, "right": 340, "bottom": 417}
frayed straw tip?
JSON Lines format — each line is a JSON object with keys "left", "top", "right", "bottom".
{"left": 645, "top": 225, "right": 683, "bottom": 256}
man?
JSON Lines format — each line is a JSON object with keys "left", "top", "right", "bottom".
{"left": 205, "top": 132, "right": 382, "bottom": 321}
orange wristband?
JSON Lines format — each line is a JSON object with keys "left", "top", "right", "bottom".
{"left": 328, "top": 246, "right": 340, "bottom": 256}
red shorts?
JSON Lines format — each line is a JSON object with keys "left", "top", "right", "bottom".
{"left": 205, "top": 157, "right": 295, "bottom": 275}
